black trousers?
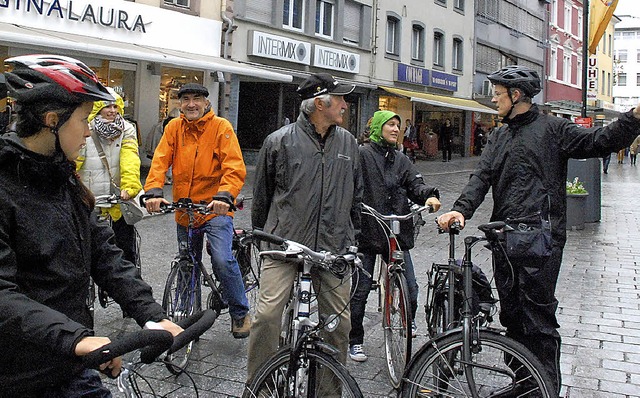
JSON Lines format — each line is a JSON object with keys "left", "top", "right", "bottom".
{"left": 111, "top": 217, "right": 137, "bottom": 267}
{"left": 493, "top": 246, "right": 563, "bottom": 395}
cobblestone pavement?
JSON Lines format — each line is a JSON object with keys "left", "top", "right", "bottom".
{"left": 95, "top": 155, "right": 640, "bottom": 397}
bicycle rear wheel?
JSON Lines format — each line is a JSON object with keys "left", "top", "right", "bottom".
{"left": 402, "top": 330, "right": 555, "bottom": 397}
{"left": 243, "top": 347, "right": 363, "bottom": 398}
{"left": 383, "top": 269, "right": 412, "bottom": 389}
{"left": 162, "top": 259, "right": 202, "bottom": 375}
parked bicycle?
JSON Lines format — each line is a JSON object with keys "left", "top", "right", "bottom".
{"left": 360, "top": 202, "right": 433, "bottom": 389}
{"left": 424, "top": 221, "right": 496, "bottom": 338}
{"left": 89, "top": 194, "right": 142, "bottom": 315}
{"left": 401, "top": 222, "right": 555, "bottom": 397}
{"left": 84, "top": 309, "right": 216, "bottom": 397}
{"left": 243, "top": 229, "right": 363, "bottom": 398}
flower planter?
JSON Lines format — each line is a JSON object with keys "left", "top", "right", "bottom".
{"left": 566, "top": 193, "right": 588, "bottom": 230}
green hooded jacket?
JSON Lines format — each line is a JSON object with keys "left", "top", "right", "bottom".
{"left": 369, "top": 110, "right": 401, "bottom": 147}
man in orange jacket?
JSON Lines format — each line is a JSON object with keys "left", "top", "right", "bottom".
{"left": 144, "top": 83, "right": 250, "bottom": 338}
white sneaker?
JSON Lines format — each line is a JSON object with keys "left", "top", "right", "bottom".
{"left": 349, "top": 344, "right": 368, "bottom": 362}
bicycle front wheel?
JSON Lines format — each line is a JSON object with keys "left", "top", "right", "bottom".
{"left": 162, "top": 260, "right": 202, "bottom": 375}
{"left": 402, "top": 330, "right": 555, "bottom": 397}
{"left": 235, "top": 234, "right": 262, "bottom": 317}
{"left": 383, "top": 269, "right": 412, "bottom": 389}
{"left": 244, "top": 347, "right": 363, "bottom": 398}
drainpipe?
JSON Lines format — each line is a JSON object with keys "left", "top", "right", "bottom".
{"left": 219, "top": 0, "right": 237, "bottom": 118}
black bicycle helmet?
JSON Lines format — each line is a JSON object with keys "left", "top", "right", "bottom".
{"left": 3, "top": 54, "right": 114, "bottom": 105}
{"left": 487, "top": 65, "right": 542, "bottom": 98}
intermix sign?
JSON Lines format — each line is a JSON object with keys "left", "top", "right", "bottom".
{"left": 313, "top": 45, "right": 360, "bottom": 73}
{"left": 248, "top": 31, "right": 311, "bottom": 65}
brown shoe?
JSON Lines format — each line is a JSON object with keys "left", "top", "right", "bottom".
{"left": 232, "top": 315, "right": 251, "bottom": 339}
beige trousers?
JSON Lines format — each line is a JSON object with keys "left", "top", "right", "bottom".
{"left": 246, "top": 256, "right": 351, "bottom": 381}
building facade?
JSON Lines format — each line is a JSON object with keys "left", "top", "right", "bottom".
{"left": 613, "top": 14, "right": 640, "bottom": 114}
{"left": 0, "top": 0, "right": 292, "bottom": 165}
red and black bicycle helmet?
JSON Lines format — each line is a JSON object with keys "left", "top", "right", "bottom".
{"left": 487, "top": 65, "right": 542, "bottom": 98}
{"left": 4, "top": 54, "right": 114, "bottom": 105}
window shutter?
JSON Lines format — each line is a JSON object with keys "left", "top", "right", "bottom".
{"left": 343, "top": 1, "right": 361, "bottom": 45}
{"left": 246, "top": 0, "right": 273, "bottom": 23}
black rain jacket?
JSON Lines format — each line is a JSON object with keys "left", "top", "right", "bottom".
{"left": 359, "top": 142, "right": 439, "bottom": 253}
{"left": 452, "top": 105, "right": 640, "bottom": 245}
{"left": 252, "top": 113, "right": 363, "bottom": 253}
{"left": 0, "top": 134, "right": 166, "bottom": 395}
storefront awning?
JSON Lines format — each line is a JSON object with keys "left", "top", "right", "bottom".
{"left": 381, "top": 86, "right": 498, "bottom": 114}
{"left": 0, "top": 23, "right": 293, "bottom": 83}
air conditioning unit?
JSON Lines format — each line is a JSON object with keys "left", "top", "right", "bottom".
{"left": 481, "top": 80, "right": 492, "bottom": 96}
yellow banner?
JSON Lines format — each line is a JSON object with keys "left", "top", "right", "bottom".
{"left": 589, "top": 0, "right": 619, "bottom": 55}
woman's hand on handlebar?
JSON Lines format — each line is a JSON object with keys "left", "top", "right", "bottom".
{"left": 144, "top": 197, "right": 171, "bottom": 214}
{"left": 437, "top": 211, "right": 465, "bottom": 231}
{"left": 426, "top": 197, "right": 441, "bottom": 213}
{"left": 120, "top": 189, "right": 131, "bottom": 201}
{"left": 75, "top": 336, "right": 122, "bottom": 378}
{"left": 157, "top": 319, "right": 184, "bottom": 337}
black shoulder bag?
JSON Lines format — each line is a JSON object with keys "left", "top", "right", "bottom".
{"left": 504, "top": 198, "right": 553, "bottom": 259}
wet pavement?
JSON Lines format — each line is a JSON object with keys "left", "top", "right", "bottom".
{"left": 95, "top": 154, "right": 640, "bottom": 397}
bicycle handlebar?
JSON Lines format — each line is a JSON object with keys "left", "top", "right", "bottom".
{"left": 81, "top": 329, "right": 173, "bottom": 369}
{"left": 252, "top": 229, "right": 360, "bottom": 279}
{"left": 361, "top": 202, "right": 433, "bottom": 222}
{"left": 83, "top": 309, "right": 217, "bottom": 369}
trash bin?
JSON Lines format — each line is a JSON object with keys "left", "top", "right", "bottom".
{"left": 423, "top": 132, "right": 439, "bottom": 158}
{"left": 567, "top": 158, "right": 601, "bottom": 223}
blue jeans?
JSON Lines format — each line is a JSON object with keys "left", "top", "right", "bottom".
{"left": 176, "top": 215, "right": 249, "bottom": 320}
{"left": 349, "top": 250, "right": 419, "bottom": 346}
{"left": 39, "top": 369, "right": 111, "bottom": 398}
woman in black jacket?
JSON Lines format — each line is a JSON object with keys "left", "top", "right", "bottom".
{"left": 348, "top": 110, "right": 440, "bottom": 362}
{"left": 0, "top": 55, "right": 181, "bottom": 397}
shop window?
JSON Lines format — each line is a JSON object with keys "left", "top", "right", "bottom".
{"left": 386, "top": 15, "right": 400, "bottom": 57}
{"left": 315, "top": 0, "right": 334, "bottom": 39}
{"left": 411, "top": 24, "right": 425, "bottom": 62}
{"left": 283, "top": 0, "right": 304, "bottom": 31}
{"left": 433, "top": 30, "right": 444, "bottom": 68}
{"left": 158, "top": 67, "right": 204, "bottom": 120}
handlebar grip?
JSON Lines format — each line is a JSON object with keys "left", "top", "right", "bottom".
{"left": 82, "top": 329, "right": 173, "bottom": 369}
{"left": 167, "top": 309, "right": 218, "bottom": 356}
{"left": 139, "top": 193, "right": 156, "bottom": 207}
{"left": 252, "top": 229, "right": 286, "bottom": 246}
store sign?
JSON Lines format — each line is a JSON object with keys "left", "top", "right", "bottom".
{"left": 0, "top": 0, "right": 147, "bottom": 32}
{"left": 0, "top": 0, "right": 221, "bottom": 56}
{"left": 394, "top": 63, "right": 458, "bottom": 92}
{"left": 587, "top": 56, "right": 598, "bottom": 99}
{"left": 395, "top": 63, "right": 430, "bottom": 86}
{"left": 312, "top": 45, "right": 360, "bottom": 73}
{"left": 430, "top": 71, "right": 458, "bottom": 91}
{"left": 575, "top": 117, "right": 593, "bottom": 128}
{"left": 248, "top": 31, "right": 311, "bottom": 65}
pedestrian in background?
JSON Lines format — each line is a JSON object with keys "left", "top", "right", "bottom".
{"left": 0, "top": 54, "right": 182, "bottom": 397}
{"left": 143, "top": 83, "right": 251, "bottom": 339}
{"left": 348, "top": 110, "right": 440, "bottom": 362}
{"left": 247, "top": 73, "right": 363, "bottom": 380}
{"left": 630, "top": 135, "right": 640, "bottom": 165}
{"left": 437, "top": 65, "right": 640, "bottom": 395}
{"left": 77, "top": 87, "right": 142, "bottom": 266}
{"left": 439, "top": 118, "right": 453, "bottom": 162}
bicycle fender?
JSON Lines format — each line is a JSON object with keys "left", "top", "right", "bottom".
{"left": 313, "top": 341, "right": 340, "bottom": 356}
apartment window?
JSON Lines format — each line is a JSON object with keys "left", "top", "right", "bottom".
{"left": 617, "top": 49, "right": 628, "bottom": 63}
{"left": 564, "top": 3, "right": 571, "bottom": 33}
{"left": 608, "top": 72, "right": 611, "bottom": 96}
{"left": 618, "top": 73, "right": 627, "bottom": 86}
{"left": 551, "top": 0, "right": 557, "bottom": 25}
{"left": 315, "top": 0, "right": 334, "bottom": 38}
{"left": 435, "top": 0, "right": 446, "bottom": 5}
{"left": 577, "top": 13, "right": 582, "bottom": 36}
{"left": 454, "top": 0, "right": 464, "bottom": 11}
{"left": 411, "top": 24, "right": 425, "bottom": 61}
{"left": 386, "top": 16, "right": 401, "bottom": 56}
{"left": 283, "top": 0, "right": 304, "bottom": 31}
{"left": 452, "top": 37, "right": 463, "bottom": 71}
{"left": 622, "top": 31, "right": 635, "bottom": 40}
{"left": 550, "top": 48, "right": 557, "bottom": 79}
{"left": 637, "top": 73, "right": 640, "bottom": 87}
{"left": 343, "top": 1, "right": 361, "bottom": 45}
{"left": 563, "top": 53, "right": 570, "bottom": 83}
{"left": 608, "top": 34, "right": 613, "bottom": 56}
{"left": 601, "top": 70, "right": 606, "bottom": 94}
{"left": 637, "top": 50, "right": 640, "bottom": 62}
{"left": 164, "top": 0, "right": 189, "bottom": 7}
{"left": 433, "top": 31, "right": 444, "bottom": 67}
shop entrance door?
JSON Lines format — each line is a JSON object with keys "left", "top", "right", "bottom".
{"left": 108, "top": 61, "right": 137, "bottom": 120}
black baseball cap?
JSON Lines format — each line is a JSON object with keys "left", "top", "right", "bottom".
{"left": 177, "top": 83, "right": 209, "bottom": 99}
{"left": 296, "top": 73, "right": 355, "bottom": 100}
